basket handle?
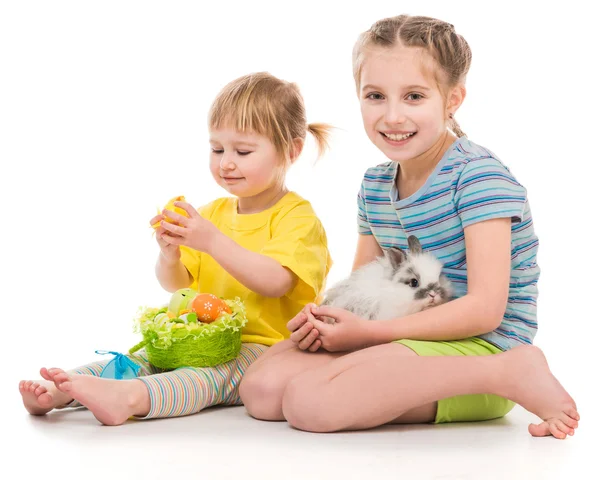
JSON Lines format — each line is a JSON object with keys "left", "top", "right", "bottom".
{"left": 128, "top": 339, "right": 150, "bottom": 355}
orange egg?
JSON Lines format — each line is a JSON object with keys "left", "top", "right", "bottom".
{"left": 191, "top": 293, "right": 232, "bottom": 323}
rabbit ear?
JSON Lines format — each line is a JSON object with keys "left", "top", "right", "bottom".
{"left": 407, "top": 235, "right": 423, "bottom": 255}
{"left": 386, "top": 247, "right": 407, "bottom": 269}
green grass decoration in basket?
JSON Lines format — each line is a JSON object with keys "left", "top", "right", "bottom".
{"left": 130, "top": 288, "right": 247, "bottom": 369}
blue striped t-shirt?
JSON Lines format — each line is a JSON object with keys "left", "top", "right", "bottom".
{"left": 358, "top": 136, "right": 539, "bottom": 351}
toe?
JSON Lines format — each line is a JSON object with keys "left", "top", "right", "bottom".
{"left": 560, "top": 412, "right": 578, "bottom": 430}
{"left": 565, "top": 406, "right": 580, "bottom": 422}
{"left": 37, "top": 392, "right": 53, "bottom": 408}
{"left": 40, "top": 368, "right": 52, "bottom": 381}
{"left": 528, "top": 421, "right": 551, "bottom": 437}
{"left": 549, "top": 422, "right": 567, "bottom": 439}
{"left": 34, "top": 385, "right": 47, "bottom": 396}
{"left": 554, "top": 419, "right": 573, "bottom": 437}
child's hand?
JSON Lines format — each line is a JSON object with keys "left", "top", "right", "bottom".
{"left": 309, "top": 305, "right": 370, "bottom": 352}
{"left": 158, "top": 201, "right": 221, "bottom": 254}
{"left": 150, "top": 214, "right": 181, "bottom": 264}
{"left": 287, "top": 303, "right": 322, "bottom": 352}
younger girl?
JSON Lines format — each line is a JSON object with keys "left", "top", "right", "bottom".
{"left": 19, "top": 72, "right": 332, "bottom": 425}
{"left": 240, "top": 15, "right": 579, "bottom": 439}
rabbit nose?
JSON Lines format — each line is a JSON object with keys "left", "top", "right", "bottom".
{"left": 428, "top": 291, "right": 436, "bottom": 298}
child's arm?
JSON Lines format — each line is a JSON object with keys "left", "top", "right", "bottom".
{"left": 149, "top": 215, "right": 194, "bottom": 293}
{"left": 160, "top": 202, "right": 295, "bottom": 298}
{"left": 352, "top": 234, "right": 384, "bottom": 270}
{"left": 311, "top": 217, "right": 511, "bottom": 351}
{"left": 154, "top": 251, "right": 194, "bottom": 293}
{"left": 207, "top": 235, "right": 295, "bottom": 297}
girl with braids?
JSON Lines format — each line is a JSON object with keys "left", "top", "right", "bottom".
{"left": 240, "top": 15, "right": 579, "bottom": 439}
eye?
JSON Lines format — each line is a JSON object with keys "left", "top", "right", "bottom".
{"left": 366, "top": 92, "right": 385, "bottom": 101}
{"left": 237, "top": 151, "right": 252, "bottom": 156}
{"left": 406, "top": 93, "right": 424, "bottom": 101}
{"left": 211, "top": 148, "right": 223, "bottom": 154}
{"left": 410, "top": 279, "right": 419, "bottom": 288}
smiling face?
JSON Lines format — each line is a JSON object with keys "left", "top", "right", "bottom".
{"left": 359, "top": 44, "right": 455, "bottom": 163}
{"left": 209, "top": 127, "right": 285, "bottom": 200}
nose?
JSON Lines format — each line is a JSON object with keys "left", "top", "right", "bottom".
{"left": 220, "top": 153, "right": 236, "bottom": 171}
{"left": 428, "top": 291, "right": 436, "bottom": 299}
{"left": 384, "top": 102, "right": 407, "bottom": 125}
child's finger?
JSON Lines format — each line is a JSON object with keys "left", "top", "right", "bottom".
{"left": 311, "top": 320, "right": 332, "bottom": 335}
{"left": 161, "top": 233, "right": 183, "bottom": 246}
{"left": 287, "top": 312, "right": 308, "bottom": 332}
{"left": 173, "top": 201, "right": 201, "bottom": 219}
{"left": 311, "top": 305, "right": 343, "bottom": 320}
{"left": 150, "top": 214, "right": 164, "bottom": 226}
{"left": 162, "top": 209, "right": 190, "bottom": 227}
{"left": 307, "top": 338, "right": 321, "bottom": 352}
{"left": 161, "top": 221, "right": 186, "bottom": 236}
{"left": 297, "top": 328, "right": 319, "bottom": 351}
{"left": 289, "top": 320, "right": 312, "bottom": 344}
{"left": 315, "top": 314, "right": 335, "bottom": 324}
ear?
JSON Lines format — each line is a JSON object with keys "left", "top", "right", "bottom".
{"left": 446, "top": 84, "right": 466, "bottom": 118}
{"left": 407, "top": 235, "right": 423, "bottom": 254}
{"left": 386, "top": 247, "right": 407, "bottom": 269}
{"left": 289, "top": 138, "right": 305, "bottom": 164}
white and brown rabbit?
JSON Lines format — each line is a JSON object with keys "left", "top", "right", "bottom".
{"left": 320, "top": 235, "right": 452, "bottom": 320}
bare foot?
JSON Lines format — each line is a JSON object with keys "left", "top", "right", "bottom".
{"left": 19, "top": 368, "right": 73, "bottom": 415}
{"left": 500, "top": 346, "right": 580, "bottom": 439}
{"left": 49, "top": 368, "right": 150, "bottom": 426}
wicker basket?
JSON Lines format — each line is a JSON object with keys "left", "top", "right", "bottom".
{"left": 129, "top": 298, "right": 247, "bottom": 369}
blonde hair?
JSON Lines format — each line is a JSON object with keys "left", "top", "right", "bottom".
{"left": 352, "top": 15, "right": 472, "bottom": 137}
{"left": 209, "top": 72, "right": 331, "bottom": 166}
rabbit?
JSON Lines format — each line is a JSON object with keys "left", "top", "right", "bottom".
{"left": 320, "top": 235, "right": 452, "bottom": 321}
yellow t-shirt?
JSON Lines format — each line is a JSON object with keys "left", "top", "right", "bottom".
{"left": 179, "top": 191, "right": 332, "bottom": 346}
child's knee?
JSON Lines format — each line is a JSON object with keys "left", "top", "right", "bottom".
{"left": 281, "top": 375, "right": 341, "bottom": 433}
{"left": 239, "top": 369, "right": 287, "bottom": 421}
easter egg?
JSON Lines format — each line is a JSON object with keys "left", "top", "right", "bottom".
{"left": 191, "top": 293, "right": 232, "bottom": 323}
{"left": 168, "top": 288, "right": 198, "bottom": 316}
{"left": 152, "top": 195, "right": 188, "bottom": 229}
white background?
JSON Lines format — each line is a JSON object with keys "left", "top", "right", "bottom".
{"left": 1, "top": 1, "right": 598, "bottom": 478}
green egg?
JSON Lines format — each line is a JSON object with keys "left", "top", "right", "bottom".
{"left": 168, "top": 288, "right": 198, "bottom": 315}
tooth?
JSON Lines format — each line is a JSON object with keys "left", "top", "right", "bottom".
{"left": 384, "top": 132, "right": 413, "bottom": 141}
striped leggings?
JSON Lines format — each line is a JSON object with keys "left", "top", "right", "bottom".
{"left": 63, "top": 343, "right": 268, "bottom": 419}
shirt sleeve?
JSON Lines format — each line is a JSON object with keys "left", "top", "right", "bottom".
{"left": 357, "top": 180, "right": 373, "bottom": 235}
{"left": 260, "top": 203, "right": 332, "bottom": 301}
{"left": 179, "top": 201, "right": 215, "bottom": 290}
{"left": 453, "top": 157, "right": 527, "bottom": 228}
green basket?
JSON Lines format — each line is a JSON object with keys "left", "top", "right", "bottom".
{"left": 130, "top": 298, "right": 247, "bottom": 369}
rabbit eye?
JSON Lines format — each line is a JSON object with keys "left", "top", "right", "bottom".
{"left": 410, "top": 279, "right": 419, "bottom": 288}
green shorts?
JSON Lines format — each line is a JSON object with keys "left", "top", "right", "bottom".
{"left": 394, "top": 337, "right": 515, "bottom": 424}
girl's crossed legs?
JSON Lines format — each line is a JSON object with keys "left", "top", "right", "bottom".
{"left": 240, "top": 339, "right": 438, "bottom": 424}
{"left": 240, "top": 340, "right": 579, "bottom": 439}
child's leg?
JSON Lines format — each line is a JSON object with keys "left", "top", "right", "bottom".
{"left": 240, "top": 339, "right": 342, "bottom": 420}
{"left": 46, "top": 344, "right": 267, "bottom": 425}
{"left": 19, "top": 351, "right": 156, "bottom": 415}
{"left": 239, "top": 339, "right": 437, "bottom": 422}
{"left": 282, "top": 344, "right": 579, "bottom": 439}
